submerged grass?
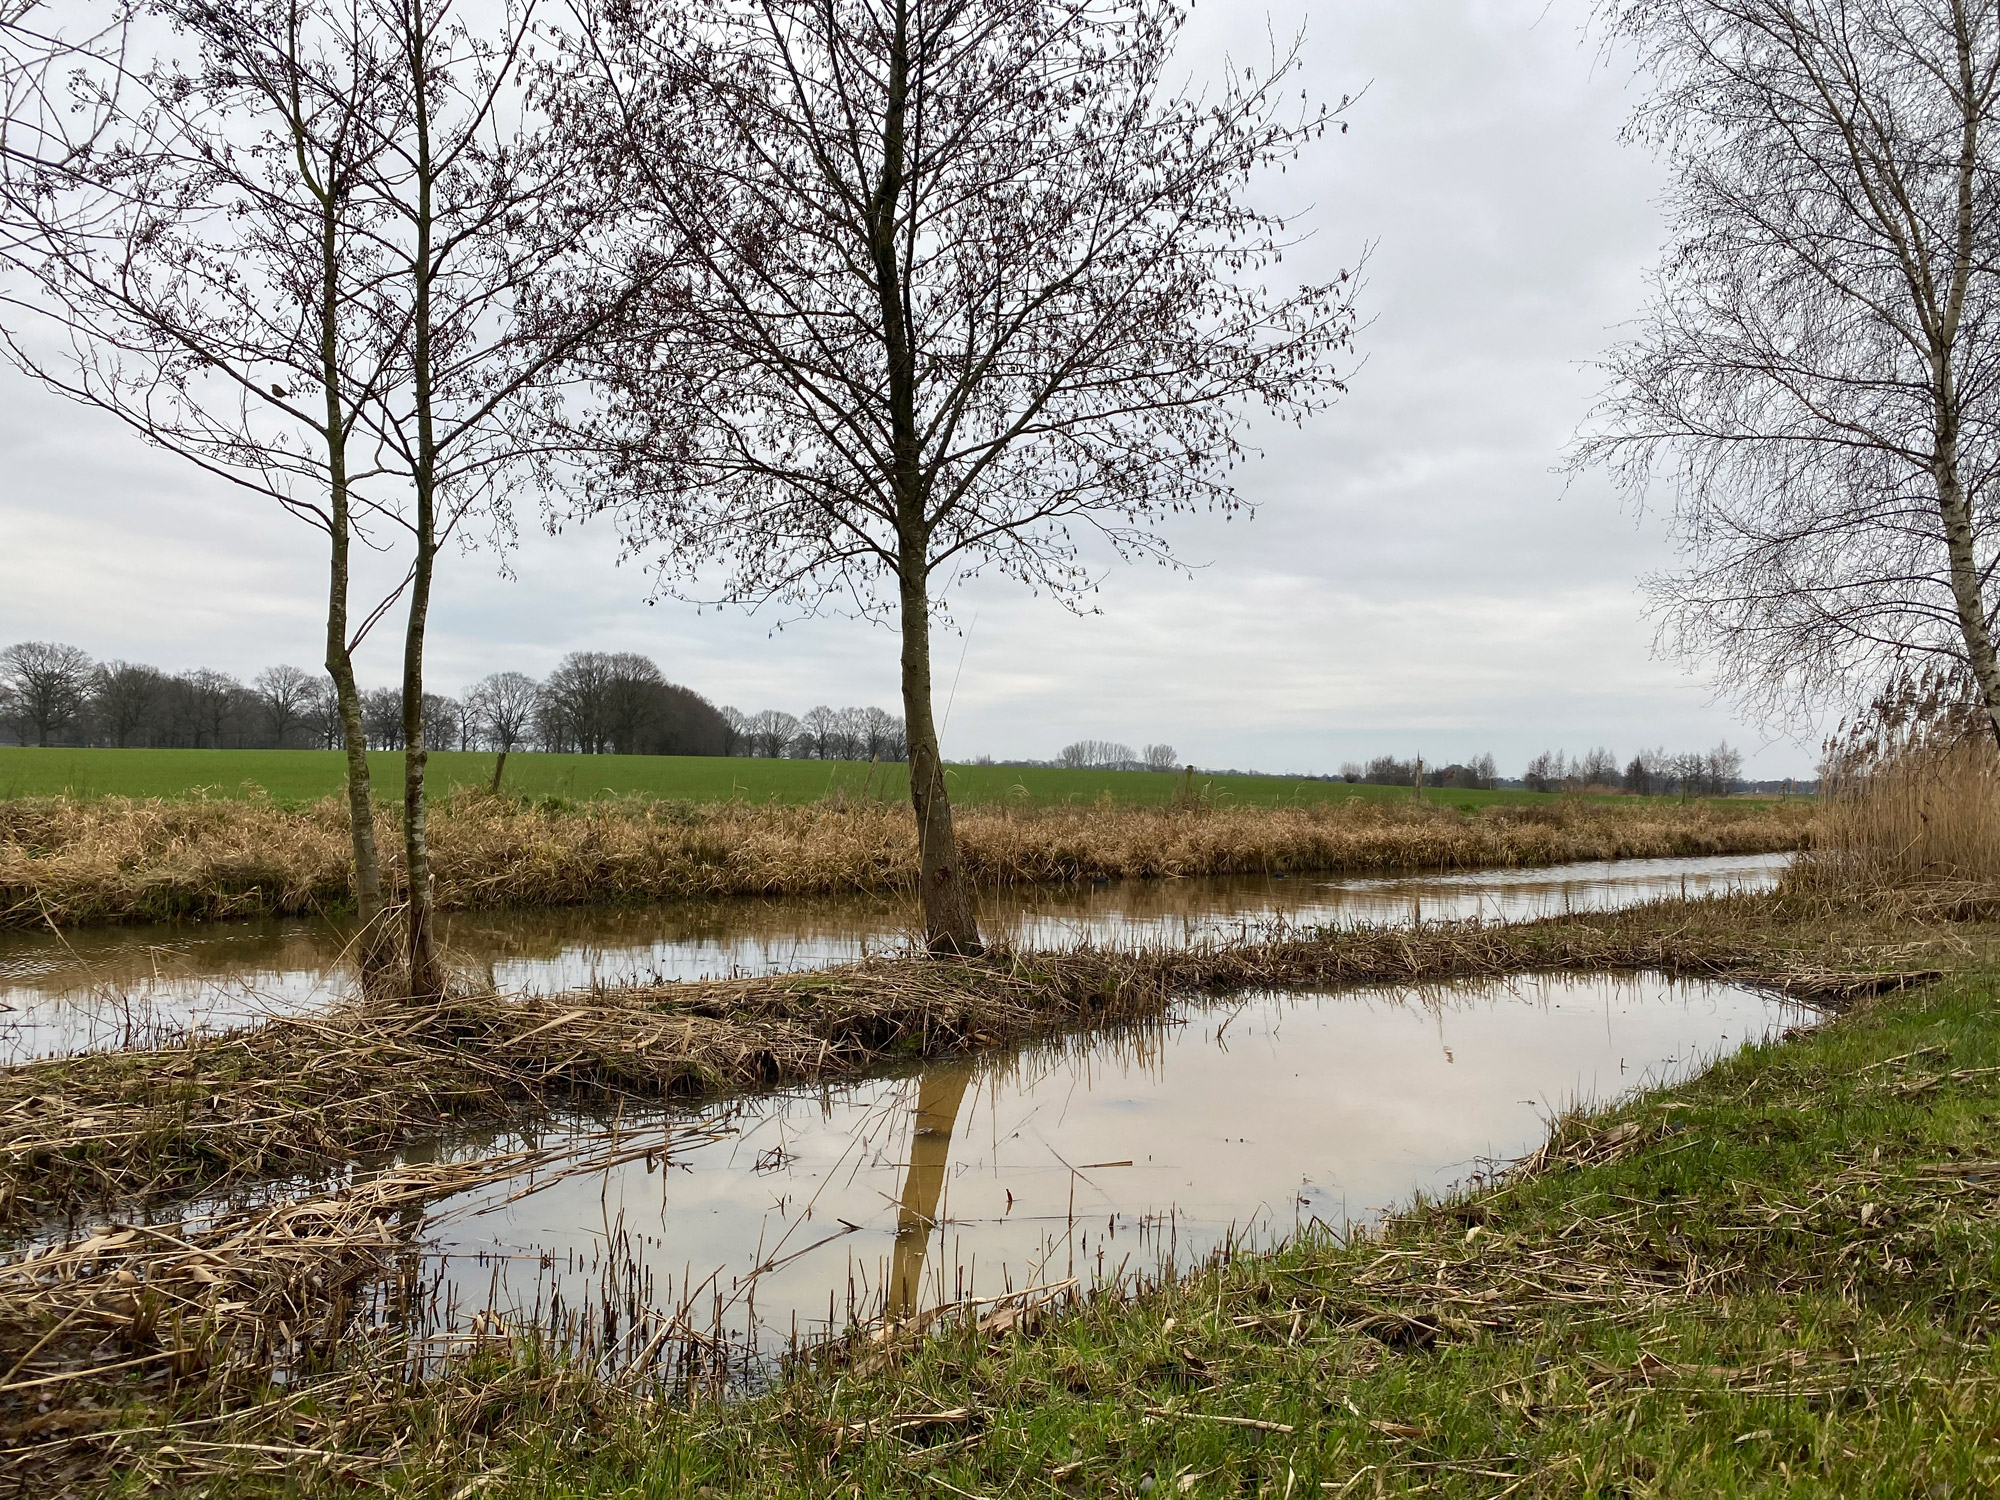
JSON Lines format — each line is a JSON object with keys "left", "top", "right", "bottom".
{"left": 0, "top": 791, "right": 1811, "bottom": 930}
{"left": 11, "top": 900, "right": 2000, "bottom": 1496}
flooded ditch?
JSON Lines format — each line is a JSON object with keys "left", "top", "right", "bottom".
{"left": 195, "top": 969, "right": 1806, "bottom": 1389}
{"left": 0, "top": 852, "right": 1789, "bottom": 1062}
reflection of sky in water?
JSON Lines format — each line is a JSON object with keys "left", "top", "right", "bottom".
{"left": 0, "top": 852, "right": 1791, "bottom": 1061}
{"left": 412, "top": 972, "right": 1808, "bottom": 1365}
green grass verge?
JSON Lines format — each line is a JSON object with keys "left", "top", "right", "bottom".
{"left": 109, "top": 951, "right": 2000, "bottom": 1497}
{"left": 0, "top": 746, "right": 1578, "bottom": 810}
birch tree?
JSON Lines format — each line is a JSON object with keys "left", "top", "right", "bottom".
{"left": 1578, "top": 0, "right": 2000, "bottom": 741}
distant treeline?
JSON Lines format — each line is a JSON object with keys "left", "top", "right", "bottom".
{"left": 1338, "top": 754, "right": 1500, "bottom": 791}
{"left": 0, "top": 641, "right": 908, "bottom": 762}
{"left": 1521, "top": 745, "right": 1744, "bottom": 797}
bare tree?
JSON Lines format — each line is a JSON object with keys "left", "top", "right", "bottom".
{"left": 799, "top": 706, "right": 840, "bottom": 759}
{"left": 254, "top": 664, "right": 319, "bottom": 747}
{"left": 1, "top": 0, "right": 415, "bottom": 986}
{"left": 717, "top": 704, "right": 748, "bottom": 757}
{"left": 359, "top": 0, "right": 643, "bottom": 996}
{"left": 8, "top": 0, "right": 639, "bottom": 996}
{"left": 362, "top": 686, "right": 404, "bottom": 750}
{"left": 1705, "top": 740, "right": 1745, "bottom": 795}
{"left": 1522, "top": 751, "right": 1566, "bottom": 795}
{"left": 90, "top": 660, "right": 166, "bottom": 747}
{"left": 468, "top": 669, "right": 539, "bottom": 753}
{"left": 1143, "top": 742, "right": 1179, "bottom": 771}
{"left": 1574, "top": 746, "right": 1619, "bottom": 790}
{"left": 1579, "top": 1, "right": 2000, "bottom": 742}
{"left": 302, "top": 674, "right": 341, "bottom": 748}
{"left": 563, "top": 0, "right": 1355, "bottom": 952}
{"left": 745, "top": 709, "right": 800, "bottom": 759}
{"left": 176, "top": 668, "right": 246, "bottom": 748}
{"left": 424, "top": 691, "right": 463, "bottom": 753}
{"left": 0, "top": 640, "right": 92, "bottom": 745}
{"left": 856, "top": 706, "right": 901, "bottom": 760}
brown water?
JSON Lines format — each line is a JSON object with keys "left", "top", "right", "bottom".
{"left": 398, "top": 971, "right": 1804, "bottom": 1376}
{"left": 0, "top": 854, "right": 1789, "bottom": 1061}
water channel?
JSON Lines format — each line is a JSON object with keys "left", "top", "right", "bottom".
{"left": 401, "top": 970, "right": 1806, "bottom": 1375}
{"left": 0, "top": 852, "right": 1789, "bottom": 1062}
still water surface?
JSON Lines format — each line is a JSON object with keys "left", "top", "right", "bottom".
{"left": 0, "top": 853, "right": 1788, "bottom": 1061}
{"left": 405, "top": 970, "right": 1804, "bottom": 1369}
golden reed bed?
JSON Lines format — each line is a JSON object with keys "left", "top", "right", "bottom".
{"left": 0, "top": 791, "right": 1813, "bottom": 929}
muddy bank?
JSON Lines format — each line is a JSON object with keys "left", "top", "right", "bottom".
{"left": 0, "top": 792, "right": 1813, "bottom": 930}
{"left": 0, "top": 895, "right": 1925, "bottom": 1229}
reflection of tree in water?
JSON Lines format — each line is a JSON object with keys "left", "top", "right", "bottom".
{"left": 885, "top": 1061, "right": 974, "bottom": 1321}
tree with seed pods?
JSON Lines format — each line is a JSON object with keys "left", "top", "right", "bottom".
{"left": 558, "top": 0, "right": 1358, "bottom": 953}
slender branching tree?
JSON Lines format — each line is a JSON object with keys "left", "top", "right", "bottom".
{"left": 350, "top": 0, "right": 644, "bottom": 997}
{"left": 2, "top": 0, "right": 412, "bottom": 989}
{"left": 1577, "top": 0, "right": 2000, "bottom": 741}
{"left": 5, "top": 0, "right": 639, "bottom": 997}
{"left": 562, "top": 0, "right": 1356, "bottom": 951}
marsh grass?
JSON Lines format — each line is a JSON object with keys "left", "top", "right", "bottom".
{"left": 13, "top": 916, "right": 2000, "bottom": 1496}
{"left": 0, "top": 791, "right": 1813, "bottom": 930}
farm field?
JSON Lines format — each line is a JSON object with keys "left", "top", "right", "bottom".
{"left": 0, "top": 745, "right": 1596, "bottom": 809}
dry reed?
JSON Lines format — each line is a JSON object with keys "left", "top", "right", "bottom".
{"left": 0, "top": 1124, "right": 734, "bottom": 1437}
{"left": 1796, "top": 733, "right": 2000, "bottom": 890}
{"left": 0, "top": 791, "right": 1814, "bottom": 930}
{"left": 0, "top": 901, "right": 1930, "bottom": 1230}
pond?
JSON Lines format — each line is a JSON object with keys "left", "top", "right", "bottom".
{"left": 0, "top": 852, "right": 1789, "bottom": 1062}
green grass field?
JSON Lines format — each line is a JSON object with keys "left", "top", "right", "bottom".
{"left": 0, "top": 746, "right": 1561, "bottom": 809}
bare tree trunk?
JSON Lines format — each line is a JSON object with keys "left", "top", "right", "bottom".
{"left": 1937, "top": 6, "right": 2000, "bottom": 749}
{"left": 1937, "top": 422, "right": 2000, "bottom": 748}
{"left": 399, "top": 0, "right": 444, "bottom": 1002}
{"left": 873, "top": 0, "right": 978, "bottom": 956}
{"left": 314, "top": 166, "right": 396, "bottom": 999}
{"left": 898, "top": 566, "right": 982, "bottom": 954}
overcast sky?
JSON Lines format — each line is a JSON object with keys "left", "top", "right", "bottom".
{"left": 0, "top": 0, "right": 1825, "bottom": 779}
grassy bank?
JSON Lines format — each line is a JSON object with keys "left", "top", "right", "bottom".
{"left": 0, "top": 791, "right": 1812, "bottom": 930}
{"left": 0, "top": 747, "right": 1575, "bottom": 809}
{"left": 8, "top": 896, "right": 1996, "bottom": 1494}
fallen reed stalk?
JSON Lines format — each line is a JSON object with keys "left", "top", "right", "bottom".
{"left": 0, "top": 791, "right": 1813, "bottom": 930}
{"left": 0, "top": 896, "right": 1935, "bottom": 1231}
{"left": 0, "top": 1123, "right": 734, "bottom": 1437}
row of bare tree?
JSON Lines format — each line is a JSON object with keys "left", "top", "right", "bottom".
{"left": 721, "top": 706, "right": 908, "bottom": 762}
{"left": 0, "top": 636, "right": 928, "bottom": 768}
{"left": 1337, "top": 754, "right": 1499, "bottom": 791}
{"left": 1055, "top": 741, "right": 1179, "bottom": 772}
{"left": 1, "top": 0, "right": 1352, "bottom": 973}
{"left": 1519, "top": 745, "right": 1744, "bottom": 798}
